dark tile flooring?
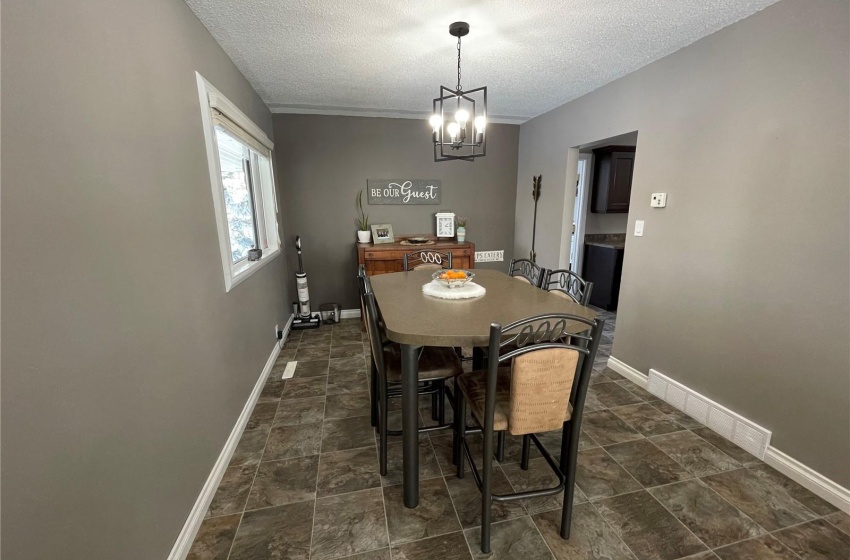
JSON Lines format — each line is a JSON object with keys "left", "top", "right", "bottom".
{"left": 189, "top": 314, "right": 849, "bottom": 560}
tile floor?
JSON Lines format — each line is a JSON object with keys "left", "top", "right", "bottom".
{"left": 188, "top": 313, "right": 849, "bottom": 560}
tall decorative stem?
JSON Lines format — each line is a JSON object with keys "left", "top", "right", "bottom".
{"left": 530, "top": 175, "right": 542, "bottom": 262}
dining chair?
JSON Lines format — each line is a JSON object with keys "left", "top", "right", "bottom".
{"left": 543, "top": 269, "right": 594, "bottom": 305}
{"left": 453, "top": 313, "right": 605, "bottom": 553}
{"left": 358, "top": 268, "right": 441, "bottom": 425}
{"left": 361, "top": 282, "right": 462, "bottom": 475}
{"left": 508, "top": 258, "right": 546, "bottom": 287}
{"left": 403, "top": 249, "right": 452, "bottom": 271}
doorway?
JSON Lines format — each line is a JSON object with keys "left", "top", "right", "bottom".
{"left": 566, "top": 131, "right": 638, "bottom": 358}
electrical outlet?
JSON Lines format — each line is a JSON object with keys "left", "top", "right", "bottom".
{"left": 275, "top": 324, "right": 282, "bottom": 340}
{"left": 475, "top": 250, "right": 504, "bottom": 262}
{"left": 651, "top": 193, "right": 667, "bottom": 207}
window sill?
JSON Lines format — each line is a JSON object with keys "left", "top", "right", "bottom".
{"left": 226, "top": 247, "right": 281, "bottom": 292}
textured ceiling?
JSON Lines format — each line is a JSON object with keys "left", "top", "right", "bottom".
{"left": 185, "top": 0, "right": 779, "bottom": 122}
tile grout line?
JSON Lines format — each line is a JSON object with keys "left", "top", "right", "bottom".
{"left": 581, "top": 408, "right": 689, "bottom": 560}
{"left": 599, "top": 443, "right": 716, "bottom": 557}
{"left": 426, "top": 431, "right": 468, "bottom": 540}
{"left": 306, "top": 400, "right": 325, "bottom": 560}
{"left": 707, "top": 515, "right": 829, "bottom": 560}
{"left": 739, "top": 462, "right": 837, "bottom": 520}
{"left": 585, "top": 496, "right": 635, "bottom": 558}
{"left": 309, "top": 331, "right": 345, "bottom": 560}
{"left": 821, "top": 513, "right": 850, "bottom": 537}
{"left": 224, "top": 342, "right": 298, "bottom": 560}
{"left": 687, "top": 473, "right": 774, "bottom": 541}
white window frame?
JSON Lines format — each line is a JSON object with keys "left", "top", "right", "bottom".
{"left": 196, "top": 72, "right": 281, "bottom": 292}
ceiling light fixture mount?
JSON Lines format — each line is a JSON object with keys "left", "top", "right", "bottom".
{"left": 430, "top": 21, "right": 487, "bottom": 162}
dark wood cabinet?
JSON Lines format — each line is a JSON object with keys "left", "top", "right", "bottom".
{"left": 591, "top": 146, "right": 636, "bottom": 213}
{"left": 582, "top": 244, "right": 624, "bottom": 311}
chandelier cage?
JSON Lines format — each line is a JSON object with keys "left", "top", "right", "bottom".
{"left": 430, "top": 22, "right": 487, "bottom": 162}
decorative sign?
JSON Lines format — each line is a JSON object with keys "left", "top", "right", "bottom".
{"left": 367, "top": 179, "right": 441, "bottom": 205}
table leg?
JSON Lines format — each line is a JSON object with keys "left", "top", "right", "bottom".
{"left": 401, "top": 343, "right": 421, "bottom": 508}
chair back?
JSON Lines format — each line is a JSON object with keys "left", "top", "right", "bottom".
{"left": 403, "top": 250, "right": 452, "bottom": 271}
{"left": 508, "top": 258, "right": 546, "bottom": 287}
{"left": 361, "top": 289, "right": 387, "bottom": 379}
{"left": 484, "top": 313, "right": 604, "bottom": 437}
{"left": 544, "top": 269, "right": 593, "bottom": 305}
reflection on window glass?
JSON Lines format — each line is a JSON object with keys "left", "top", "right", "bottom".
{"left": 215, "top": 126, "right": 256, "bottom": 263}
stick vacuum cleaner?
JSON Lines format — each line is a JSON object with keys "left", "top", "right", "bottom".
{"left": 291, "top": 236, "right": 321, "bottom": 330}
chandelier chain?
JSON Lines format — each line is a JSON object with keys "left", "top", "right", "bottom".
{"left": 456, "top": 36, "right": 462, "bottom": 91}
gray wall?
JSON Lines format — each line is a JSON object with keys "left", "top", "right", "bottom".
{"left": 514, "top": 0, "right": 849, "bottom": 484}
{"left": 274, "top": 114, "right": 520, "bottom": 309}
{"left": 585, "top": 212, "right": 629, "bottom": 235}
{"left": 2, "top": 1, "right": 290, "bottom": 557}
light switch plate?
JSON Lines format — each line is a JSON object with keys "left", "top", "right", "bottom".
{"left": 651, "top": 193, "right": 667, "bottom": 207}
{"left": 634, "top": 220, "right": 645, "bottom": 237}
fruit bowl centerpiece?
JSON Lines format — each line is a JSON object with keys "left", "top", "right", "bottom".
{"left": 432, "top": 269, "right": 475, "bottom": 289}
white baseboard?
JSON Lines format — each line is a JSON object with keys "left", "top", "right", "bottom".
{"left": 340, "top": 308, "right": 361, "bottom": 319}
{"left": 606, "top": 356, "right": 648, "bottom": 388}
{"left": 168, "top": 331, "right": 287, "bottom": 559}
{"left": 606, "top": 355, "right": 850, "bottom": 514}
{"left": 765, "top": 446, "right": 850, "bottom": 514}
{"left": 280, "top": 313, "right": 295, "bottom": 341}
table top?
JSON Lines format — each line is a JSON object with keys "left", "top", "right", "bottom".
{"left": 370, "top": 269, "right": 599, "bottom": 347}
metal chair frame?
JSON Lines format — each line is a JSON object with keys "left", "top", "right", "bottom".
{"left": 543, "top": 269, "right": 594, "bottom": 305}
{"left": 508, "top": 258, "right": 547, "bottom": 287}
{"left": 403, "top": 250, "right": 453, "bottom": 271}
{"left": 360, "top": 275, "right": 456, "bottom": 475}
{"left": 454, "top": 313, "right": 605, "bottom": 553}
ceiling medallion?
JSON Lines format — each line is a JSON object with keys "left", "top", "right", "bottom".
{"left": 429, "top": 22, "right": 487, "bottom": 162}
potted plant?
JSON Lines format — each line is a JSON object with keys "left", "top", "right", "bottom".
{"left": 356, "top": 190, "right": 371, "bottom": 243}
{"left": 456, "top": 216, "right": 468, "bottom": 242}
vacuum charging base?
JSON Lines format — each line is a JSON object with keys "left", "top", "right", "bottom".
{"left": 291, "top": 313, "right": 322, "bottom": 330}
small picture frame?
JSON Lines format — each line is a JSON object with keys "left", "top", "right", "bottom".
{"left": 371, "top": 223, "right": 395, "bottom": 244}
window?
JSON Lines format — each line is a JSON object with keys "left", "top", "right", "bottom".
{"left": 196, "top": 73, "right": 281, "bottom": 291}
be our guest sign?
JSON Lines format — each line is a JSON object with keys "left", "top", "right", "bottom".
{"left": 367, "top": 180, "right": 441, "bottom": 205}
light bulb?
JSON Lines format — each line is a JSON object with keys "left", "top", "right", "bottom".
{"left": 474, "top": 116, "right": 486, "bottom": 132}
{"left": 455, "top": 109, "right": 470, "bottom": 125}
{"left": 447, "top": 122, "right": 460, "bottom": 140}
{"left": 429, "top": 114, "right": 442, "bottom": 132}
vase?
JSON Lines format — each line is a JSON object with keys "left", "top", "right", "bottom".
{"left": 456, "top": 227, "right": 466, "bottom": 242}
{"left": 357, "top": 230, "right": 372, "bottom": 243}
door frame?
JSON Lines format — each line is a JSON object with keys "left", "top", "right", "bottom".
{"left": 570, "top": 153, "right": 593, "bottom": 273}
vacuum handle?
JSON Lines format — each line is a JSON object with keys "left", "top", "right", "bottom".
{"left": 295, "top": 236, "right": 304, "bottom": 274}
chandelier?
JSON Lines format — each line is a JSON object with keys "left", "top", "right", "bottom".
{"left": 429, "top": 22, "right": 487, "bottom": 162}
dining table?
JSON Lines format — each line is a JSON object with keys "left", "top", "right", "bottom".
{"left": 369, "top": 268, "right": 599, "bottom": 508}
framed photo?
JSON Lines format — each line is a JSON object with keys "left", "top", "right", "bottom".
{"left": 371, "top": 223, "right": 395, "bottom": 244}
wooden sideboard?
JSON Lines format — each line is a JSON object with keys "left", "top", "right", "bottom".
{"left": 356, "top": 235, "right": 475, "bottom": 276}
